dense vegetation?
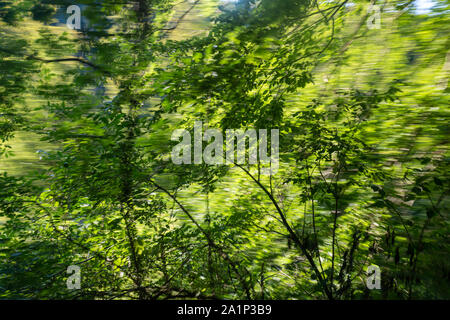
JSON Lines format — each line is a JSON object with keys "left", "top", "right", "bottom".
{"left": 0, "top": 0, "right": 448, "bottom": 299}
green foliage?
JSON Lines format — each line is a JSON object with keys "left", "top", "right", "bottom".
{"left": 0, "top": 0, "right": 448, "bottom": 300}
